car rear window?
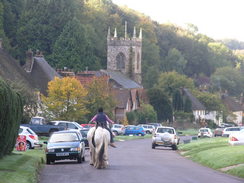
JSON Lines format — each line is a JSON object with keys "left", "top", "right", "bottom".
{"left": 157, "top": 128, "right": 174, "bottom": 134}
{"left": 49, "top": 133, "right": 79, "bottom": 143}
{"left": 200, "top": 129, "right": 209, "bottom": 132}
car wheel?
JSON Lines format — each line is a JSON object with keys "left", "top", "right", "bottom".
{"left": 152, "top": 143, "right": 156, "bottom": 149}
{"left": 146, "top": 131, "right": 150, "bottom": 134}
{"left": 82, "top": 155, "right": 85, "bottom": 162}
{"left": 172, "top": 144, "right": 177, "bottom": 150}
{"left": 113, "top": 131, "right": 118, "bottom": 136}
{"left": 46, "top": 157, "right": 51, "bottom": 164}
{"left": 77, "top": 155, "right": 82, "bottom": 163}
{"left": 138, "top": 133, "right": 142, "bottom": 136}
{"left": 26, "top": 141, "right": 32, "bottom": 150}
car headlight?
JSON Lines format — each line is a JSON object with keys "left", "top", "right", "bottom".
{"left": 47, "top": 149, "right": 55, "bottom": 153}
{"left": 70, "top": 147, "right": 81, "bottom": 152}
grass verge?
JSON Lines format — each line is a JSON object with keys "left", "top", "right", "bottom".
{"left": 0, "top": 149, "right": 45, "bottom": 183}
{"left": 179, "top": 137, "right": 244, "bottom": 178}
{"left": 177, "top": 128, "right": 198, "bottom": 136}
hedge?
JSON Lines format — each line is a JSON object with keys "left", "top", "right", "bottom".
{"left": 0, "top": 78, "right": 23, "bottom": 158}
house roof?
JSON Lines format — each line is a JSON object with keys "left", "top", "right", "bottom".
{"left": 222, "top": 95, "right": 243, "bottom": 112}
{"left": 183, "top": 88, "right": 206, "bottom": 110}
{"left": 30, "top": 56, "right": 60, "bottom": 95}
{"left": 101, "top": 70, "right": 143, "bottom": 89}
{"left": 0, "top": 49, "right": 35, "bottom": 90}
{"left": 113, "top": 89, "right": 131, "bottom": 108}
{"left": 75, "top": 71, "right": 109, "bottom": 86}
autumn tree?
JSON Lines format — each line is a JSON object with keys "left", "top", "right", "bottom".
{"left": 42, "top": 77, "right": 88, "bottom": 121}
{"left": 85, "top": 77, "right": 116, "bottom": 121}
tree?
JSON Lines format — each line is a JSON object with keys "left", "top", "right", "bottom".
{"left": 163, "top": 48, "right": 187, "bottom": 74}
{"left": 147, "top": 88, "right": 173, "bottom": 122}
{"left": 156, "top": 71, "right": 195, "bottom": 96}
{"left": 211, "top": 66, "right": 244, "bottom": 96}
{"left": 85, "top": 77, "right": 116, "bottom": 121}
{"left": 172, "top": 89, "right": 183, "bottom": 111}
{"left": 42, "top": 77, "right": 88, "bottom": 121}
{"left": 0, "top": 78, "right": 23, "bottom": 158}
{"left": 136, "top": 103, "right": 157, "bottom": 124}
{"left": 49, "top": 17, "right": 100, "bottom": 71}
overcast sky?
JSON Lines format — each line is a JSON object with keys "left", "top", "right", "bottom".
{"left": 112, "top": 0, "right": 244, "bottom": 42}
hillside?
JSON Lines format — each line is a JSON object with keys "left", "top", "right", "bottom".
{"left": 0, "top": 0, "right": 243, "bottom": 95}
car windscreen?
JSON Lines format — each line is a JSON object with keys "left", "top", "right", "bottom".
{"left": 80, "top": 130, "right": 88, "bottom": 137}
{"left": 18, "top": 128, "right": 23, "bottom": 134}
{"left": 49, "top": 133, "right": 79, "bottom": 143}
{"left": 157, "top": 128, "right": 174, "bottom": 134}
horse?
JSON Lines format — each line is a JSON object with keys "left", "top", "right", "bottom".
{"left": 87, "top": 126, "right": 110, "bottom": 169}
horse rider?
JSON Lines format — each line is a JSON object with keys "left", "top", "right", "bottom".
{"left": 89, "top": 107, "right": 117, "bottom": 148}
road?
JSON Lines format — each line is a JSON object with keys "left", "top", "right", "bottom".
{"left": 39, "top": 138, "right": 244, "bottom": 183}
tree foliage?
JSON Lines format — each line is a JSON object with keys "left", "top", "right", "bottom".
{"left": 156, "top": 71, "right": 195, "bottom": 96}
{"left": 85, "top": 77, "right": 116, "bottom": 121}
{"left": 0, "top": 78, "right": 23, "bottom": 158}
{"left": 42, "top": 77, "right": 88, "bottom": 121}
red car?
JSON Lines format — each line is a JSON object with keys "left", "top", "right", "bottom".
{"left": 80, "top": 124, "right": 95, "bottom": 129}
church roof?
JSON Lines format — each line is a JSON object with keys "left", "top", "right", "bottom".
{"left": 102, "top": 70, "right": 142, "bottom": 89}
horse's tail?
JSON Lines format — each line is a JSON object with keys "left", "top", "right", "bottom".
{"left": 98, "top": 133, "right": 105, "bottom": 164}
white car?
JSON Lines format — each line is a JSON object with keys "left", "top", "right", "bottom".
{"left": 19, "top": 126, "right": 40, "bottom": 149}
{"left": 222, "top": 127, "right": 243, "bottom": 137}
{"left": 50, "top": 121, "right": 83, "bottom": 130}
{"left": 198, "top": 128, "right": 213, "bottom": 138}
{"left": 152, "top": 126, "right": 179, "bottom": 150}
{"left": 229, "top": 129, "right": 244, "bottom": 146}
{"left": 137, "top": 124, "right": 155, "bottom": 134}
{"left": 111, "top": 124, "right": 125, "bottom": 135}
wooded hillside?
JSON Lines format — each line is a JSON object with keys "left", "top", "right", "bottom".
{"left": 0, "top": 0, "right": 243, "bottom": 96}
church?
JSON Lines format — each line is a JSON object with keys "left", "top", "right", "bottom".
{"left": 73, "top": 22, "right": 144, "bottom": 123}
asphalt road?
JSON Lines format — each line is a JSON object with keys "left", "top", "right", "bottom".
{"left": 39, "top": 138, "right": 244, "bottom": 183}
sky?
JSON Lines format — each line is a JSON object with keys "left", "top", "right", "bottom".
{"left": 112, "top": 0, "right": 244, "bottom": 42}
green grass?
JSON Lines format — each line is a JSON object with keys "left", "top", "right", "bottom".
{"left": 179, "top": 137, "right": 244, "bottom": 178}
{"left": 0, "top": 149, "right": 45, "bottom": 183}
{"left": 177, "top": 129, "right": 198, "bottom": 136}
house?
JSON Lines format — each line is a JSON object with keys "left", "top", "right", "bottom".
{"left": 222, "top": 95, "right": 243, "bottom": 126}
{"left": 23, "top": 49, "right": 61, "bottom": 96}
{"left": 182, "top": 88, "right": 206, "bottom": 123}
{"left": 72, "top": 70, "right": 143, "bottom": 123}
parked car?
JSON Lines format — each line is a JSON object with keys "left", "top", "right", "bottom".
{"left": 124, "top": 126, "right": 145, "bottom": 136}
{"left": 152, "top": 126, "right": 179, "bottom": 150}
{"left": 222, "top": 127, "right": 244, "bottom": 137}
{"left": 111, "top": 124, "right": 125, "bottom": 136}
{"left": 229, "top": 129, "right": 244, "bottom": 146}
{"left": 214, "top": 128, "right": 225, "bottom": 137}
{"left": 137, "top": 124, "right": 155, "bottom": 134}
{"left": 45, "top": 130, "right": 86, "bottom": 164}
{"left": 22, "top": 116, "right": 64, "bottom": 136}
{"left": 80, "top": 124, "right": 95, "bottom": 129}
{"left": 198, "top": 128, "right": 213, "bottom": 138}
{"left": 50, "top": 121, "right": 83, "bottom": 130}
{"left": 19, "top": 126, "right": 40, "bottom": 149}
{"left": 148, "top": 123, "right": 162, "bottom": 129}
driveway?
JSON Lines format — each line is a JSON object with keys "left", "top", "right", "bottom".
{"left": 39, "top": 138, "right": 244, "bottom": 183}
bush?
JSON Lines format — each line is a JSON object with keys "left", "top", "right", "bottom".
{"left": 0, "top": 79, "right": 23, "bottom": 158}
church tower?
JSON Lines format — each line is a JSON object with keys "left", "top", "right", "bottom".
{"left": 107, "top": 22, "right": 142, "bottom": 84}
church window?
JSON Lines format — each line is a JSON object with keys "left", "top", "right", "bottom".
{"left": 116, "top": 52, "right": 125, "bottom": 70}
{"left": 137, "top": 52, "right": 140, "bottom": 70}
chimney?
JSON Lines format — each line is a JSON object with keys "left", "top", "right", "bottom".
{"left": 24, "top": 49, "right": 34, "bottom": 72}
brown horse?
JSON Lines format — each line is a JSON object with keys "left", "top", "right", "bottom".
{"left": 87, "top": 126, "right": 110, "bottom": 169}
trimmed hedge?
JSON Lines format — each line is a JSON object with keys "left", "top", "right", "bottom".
{"left": 0, "top": 79, "right": 23, "bottom": 158}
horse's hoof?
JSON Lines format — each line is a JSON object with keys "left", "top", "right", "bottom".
{"left": 90, "top": 163, "right": 94, "bottom": 166}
